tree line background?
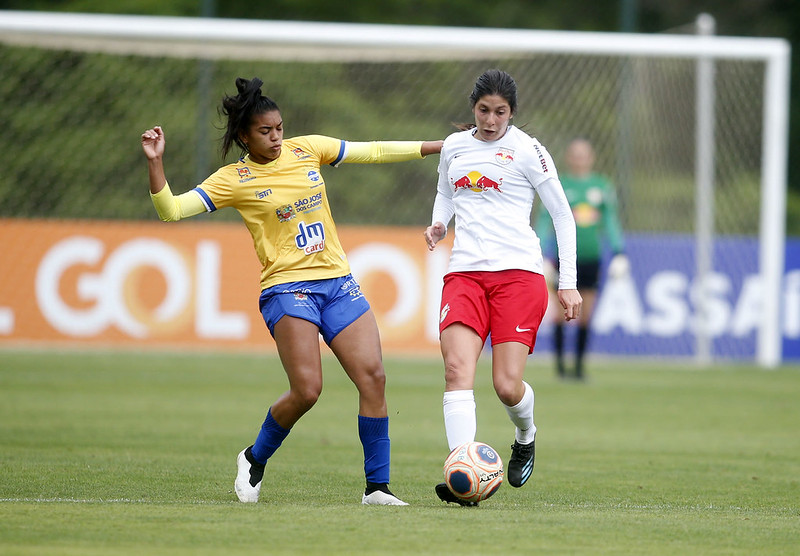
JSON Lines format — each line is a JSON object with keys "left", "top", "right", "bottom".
{"left": 2, "top": 0, "right": 798, "bottom": 231}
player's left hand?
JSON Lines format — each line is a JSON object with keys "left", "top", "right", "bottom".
{"left": 558, "top": 289, "right": 582, "bottom": 321}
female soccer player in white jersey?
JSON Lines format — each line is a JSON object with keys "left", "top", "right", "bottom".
{"left": 141, "top": 77, "right": 442, "bottom": 506}
{"left": 423, "top": 69, "right": 582, "bottom": 506}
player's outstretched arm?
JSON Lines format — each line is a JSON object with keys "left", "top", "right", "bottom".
{"left": 421, "top": 140, "right": 444, "bottom": 156}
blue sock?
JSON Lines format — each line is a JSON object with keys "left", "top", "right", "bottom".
{"left": 251, "top": 409, "right": 291, "bottom": 464}
{"left": 358, "top": 415, "right": 390, "bottom": 484}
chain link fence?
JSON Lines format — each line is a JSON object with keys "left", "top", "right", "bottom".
{"left": 0, "top": 35, "right": 765, "bottom": 231}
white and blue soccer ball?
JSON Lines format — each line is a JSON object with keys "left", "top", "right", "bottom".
{"left": 443, "top": 441, "right": 504, "bottom": 503}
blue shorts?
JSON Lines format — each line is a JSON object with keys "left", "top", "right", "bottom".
{"left": 259, "top": 274, "right": 370, "bottom": 345}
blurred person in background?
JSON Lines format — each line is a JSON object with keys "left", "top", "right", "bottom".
{"left": 535, "top": 137, "right": 628, "bottom": 381}
{"left": 141, "top": 76, "right": 442, "bottom": 506}
{"left": 424, "top": 69, "right": 581, "bottom": 506}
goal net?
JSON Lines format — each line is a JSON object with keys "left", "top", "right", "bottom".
{"left": 0, "top": 11, "right": 790, "bottom": 365}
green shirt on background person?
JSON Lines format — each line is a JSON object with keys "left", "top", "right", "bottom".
{"left": 535, "top": 170, "right": 624, "bottom": 263}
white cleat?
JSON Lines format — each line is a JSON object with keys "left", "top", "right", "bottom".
{"left": 361, "top": 490, "right": 409, "bottom": 506}
{"left": 234, "top": 447, "right": 263, "bottom": 503}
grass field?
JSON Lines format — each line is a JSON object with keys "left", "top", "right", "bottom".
{"left": 1, "top": 349, "right": 798, "bottom": 555}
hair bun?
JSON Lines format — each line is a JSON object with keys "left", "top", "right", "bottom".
{"left": 236, "top": 77, "right": 264, "bottom": 98}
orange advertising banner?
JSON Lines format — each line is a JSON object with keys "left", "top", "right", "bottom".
{"left": 0, "top": 219, "right": 452, "bottom": 354}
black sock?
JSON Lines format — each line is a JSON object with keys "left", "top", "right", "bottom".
{"left": 576, "top": 326, "right": 589, "bottom": 377}
{"left": 554, "top": 324, "right": 565, "bottom": 375}
{"left": 365, "top": 481, "right": 393, "bottom": 496}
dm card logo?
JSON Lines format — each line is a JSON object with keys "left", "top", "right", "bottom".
{"left": 295, "top": 221, "right": 325, "bottom": 255}
{"left": 495, "top": 148, "right": 515, "bottom": 165}
{"left": 452, "top": 170, "right": 503, "bottom": 193}
{"left": 276, "top": 204, "right": 296, "bottom": 222}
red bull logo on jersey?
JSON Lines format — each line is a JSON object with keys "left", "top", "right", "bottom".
{"left": 452, "top": 170, "right": 503, "bottom": 193}
{"left": 495, "top": 148, "right": 515, "bottom": 165}
{"left": 276, "top": 204, "right": 296, "bottom": 222}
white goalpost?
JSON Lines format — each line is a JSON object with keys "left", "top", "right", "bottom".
{"left": 0, "top": 11, "right": 791, "bottom": 366}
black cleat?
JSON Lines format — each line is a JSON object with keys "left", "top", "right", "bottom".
{"left": 435, "top": 482, "right": 478, "bottom": 507}
{"left": 507, "top": 439, "right": 535, "bottom": 488}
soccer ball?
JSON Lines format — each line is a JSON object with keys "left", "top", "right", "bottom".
{"left": 443, "top": 441, "right": 504, "bottom": 503}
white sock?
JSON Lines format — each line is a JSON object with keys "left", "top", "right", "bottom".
{"left": 504, "top": 381, "right": 536, "bottom": 444}
{"left": 442, "top": 390, "right": 476, "bottom": 451}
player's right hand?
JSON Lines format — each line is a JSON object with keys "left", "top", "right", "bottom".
{"left": 424, "top": 222, "right": 447, "bottom": 251}
{"left": 141, "top": 126, "right": 165, "bottom": 160}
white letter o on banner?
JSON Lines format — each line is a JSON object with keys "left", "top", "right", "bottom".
{"left": 102, "top": 239, "right": 191, "bottom": 338}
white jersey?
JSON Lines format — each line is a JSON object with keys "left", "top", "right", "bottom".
{"left": 432, "top": 125, "right": 577, "bottom": 289}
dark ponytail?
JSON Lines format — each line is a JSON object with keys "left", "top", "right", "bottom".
{"left": 220, "top": 77, "right": 280, "bottom": 158}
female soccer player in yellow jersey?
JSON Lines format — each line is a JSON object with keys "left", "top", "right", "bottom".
{"left": 141, "top": 77, "right": 442, "bottom": 506}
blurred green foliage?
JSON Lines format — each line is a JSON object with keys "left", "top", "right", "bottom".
{"left": 1, "top": 0, "right": 797, "bottom": 233}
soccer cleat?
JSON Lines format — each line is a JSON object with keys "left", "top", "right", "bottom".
{"left": 234, "top": 446, "right": 265, "bottom": 503}
{"left": 361, "top": 490, "right": 409, "bottom": 506}
{"left": 507, "top": 439, "right": 535, "bottom": 488}
{"left": 435, "top": 482, "right": 478, "bottom": 507}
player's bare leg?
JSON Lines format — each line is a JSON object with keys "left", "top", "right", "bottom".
{"left": 492, "top": 341, "right": 536, "bottom": 488}
{"left": 329, "top": 310, "right": 386, "bottom": 418}
{"left": 330, "top": 310, "right": 407, "bottom": 505}
{"left": 271, "top": 316, "right": 325, "bottom": 426}
{"left": 235, "top": 316, "right": 323, "bottom": 503}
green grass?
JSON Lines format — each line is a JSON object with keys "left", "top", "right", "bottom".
{"left": 1, "top": 350, "right": 798, "bottom": 555}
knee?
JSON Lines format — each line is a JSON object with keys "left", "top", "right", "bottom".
{"left": 359, "top": 363, "right": 386, "bottom": 393}
{"left": 292, "top": 382, "right": 323, "bottom": 412}
{"left": 444, "top": 361, "right": 472, "bottom": 390}
{"left": 493, "top": 379, "right": 521, "bottom": 407}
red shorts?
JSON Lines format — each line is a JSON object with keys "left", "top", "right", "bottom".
{"left": 439, "top": 269, "right": 548, "bottom": 354}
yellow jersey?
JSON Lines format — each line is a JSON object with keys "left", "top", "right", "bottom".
{"left": 183, "top": 135, "right": 424, "bottom": 290}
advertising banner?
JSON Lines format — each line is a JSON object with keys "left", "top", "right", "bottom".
{"left": 0, "top": 219, "right": 448, "bottom": 354}
{"left": 2, "top": 219, "right": 800, "bottom": 360}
